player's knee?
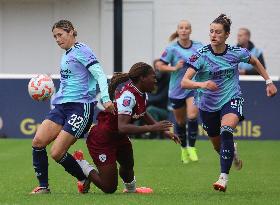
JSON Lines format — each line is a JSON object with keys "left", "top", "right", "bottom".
{"left": 102, "top": 185, "right": 117, "bottom": 194}
{"left": 32, "top": 137, "right": 46, "bottom": 148}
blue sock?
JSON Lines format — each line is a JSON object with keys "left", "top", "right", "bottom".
{"left": 220, "top": 126, "right": 234, "bottom": 174}
{"left": 58, "top": 152, "right": 86, "bottom": 181}
{"left": 187, "top": 119, "right": 198, "bottom": 147}
{"left": 32, "top": 147, "right": 49, "bottom": 188}
{"left": 175, "top": 123, "right": 187, "bottom": 147}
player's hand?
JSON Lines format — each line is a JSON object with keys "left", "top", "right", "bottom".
{"left": 266, "top": 83, "right": 277, "bottom": 97}
{"left": 164, "top": 131, "right": 181, "bottom": 144}
{"left": 150, "top": 120, "right": 173, "bottom": 132}
{"left": 174, "top": 60, "right": 185, "bottom": 71}
{"left": 202, "top": 80, "right": 218, "bottom": 91}
{"left": 103, "top": 101, "right": 116, "bottom": 114}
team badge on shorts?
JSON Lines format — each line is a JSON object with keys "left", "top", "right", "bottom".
{"left": 99, "top": 154, "right": 107, "bottom": 162}
{"left": 122, "top": 96, "right": 131, "bottom": 107}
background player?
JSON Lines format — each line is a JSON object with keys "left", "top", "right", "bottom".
{"left": 181, "top": 14, "right": 277, "bottom": 192}
{"left": 30, "top": 20, "right": 114, "bottom": 194}
{"left": 73, "top": 62, "right": 180, "bottom": 194}
{"left": 156, "top": 20, "right": 203, "bottom": 163}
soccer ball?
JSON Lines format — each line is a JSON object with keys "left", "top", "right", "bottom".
{"left": 28, "top": 74, "right": 55, "bottom": 101}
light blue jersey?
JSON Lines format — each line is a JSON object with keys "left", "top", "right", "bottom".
{"left": 52, "top": 42, "right": 110, "bottom": 105}
{"left": 160, "top": 41, "right": 203, "bottom": 99}
{"left": 187, "top": 44, "right": 251, "bottom": 112}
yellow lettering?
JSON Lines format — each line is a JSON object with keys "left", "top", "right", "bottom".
{"left": 252, "top": 126, "right": 261, "bottom": 137}
{"left": 20, "top": 118, "right": 39, "bottom": 135}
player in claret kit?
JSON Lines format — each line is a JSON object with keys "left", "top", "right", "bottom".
{"left": 73, "top": 62, "right": 180, "bottom": 194}
{"left": 181, "top": 14, "right": 277, "bottom": 192}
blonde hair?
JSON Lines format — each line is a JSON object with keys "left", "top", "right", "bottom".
{"left": 169, "top": 20, "right": 191, "bottom": 42}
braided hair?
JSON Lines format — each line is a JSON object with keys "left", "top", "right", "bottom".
{"left": 108, "top": 62, "right": 153, "bottom": 100}
{"left": 212, "top": 14, "right": 232, "bottom": 33}
{"left": 52, "top": 20, "right": 77, "bottom": 37}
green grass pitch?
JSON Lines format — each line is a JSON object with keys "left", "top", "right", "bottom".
{"left": 0, "top": 139, "right": 279, "bottom": 205}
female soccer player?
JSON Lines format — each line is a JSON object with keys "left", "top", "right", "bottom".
{"left": 156, "top": 20, "right": 203, "bottom": 163}
{"left": 73, "top": 62, "right": 180, "bottom": 194}
{"left": 181, "top": 14, "right": 277, "bottom": 192}
{"left": 30, "top": 20, "right": 114, "bottom": 194}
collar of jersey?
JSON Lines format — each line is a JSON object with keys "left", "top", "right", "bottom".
{"left": 130, "top": 82, "right": 144, "bottom": 96}
{"left": 208, "top": 44, "right": 228, "bottom": 56}
{"left": 65, "top": 42, "right": 79, "bottom": 55}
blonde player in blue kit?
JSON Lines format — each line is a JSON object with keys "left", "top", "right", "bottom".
{"left": 181, "top": 14, "right": 277, "bottom": 192}
{"left": 30, "top": 20, "right": 115, "bottom": 194}
{"left": 156, "top": 20, "right": 203, "bottom": 164}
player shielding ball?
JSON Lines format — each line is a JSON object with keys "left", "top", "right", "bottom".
{"left": 181, "top": 14, "right": 277, "bottom": 192}
{"left": 30, "top": 20, "right": 114, "bottom": 194}
{"left": 73, "top": 62, "right": 180, "bottom": 194}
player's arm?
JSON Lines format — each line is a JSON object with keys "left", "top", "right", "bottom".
{"left": 156, "top": 60, "right": 184, "bottom": 72}
{"left": 181, "top": 68, "right": 218, "bottom": 91}
{"left": 118, "top": 114, "right": 172, "bottom": 134}
{"left": 249, "top": 56, "right": 277, "bottom": 97}
{"left": 88, "top": 63, "right": 115, "bottom": 112}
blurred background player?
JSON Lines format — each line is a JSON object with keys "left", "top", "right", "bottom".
{"left": 237, "top": 27, "right": 266, "bottom": 75}
{"left": 156, "top": 20, "right": 203, "bottom": 163}
{"left": 181, "top": 14, "right": 277, "bottom": 192}
{"left": 30, "top": 20, "right": 114, "bottom": 194}
{"left": 73, "top": 62, "right": 180, "bottom": 194}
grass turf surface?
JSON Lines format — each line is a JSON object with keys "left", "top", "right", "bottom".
{"left": 0, "top": 139, "right": 279, "bottom": 205}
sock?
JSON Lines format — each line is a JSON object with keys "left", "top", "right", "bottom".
{"left": 220, "top": 126, "right": 234, "bottom": 174}
{"left": 76, "top": 159, "right": 97, "bottom": 177}
{"left": 32, "top": 147, "right": 49, "bottom": 188}
{"left": 58, "top": 152, "right": 86, "bottom": 181}
{"left": 175, "top": 123, "right": 187, "bottom": 147}
{"left": 123, "top": 176, "right": 136, "bottom": 193}
{"left": 187, "top": 119, "right": 198, "bottom": 147}
{"left": 220, "top": 173, "right": 228, "bottom": 180}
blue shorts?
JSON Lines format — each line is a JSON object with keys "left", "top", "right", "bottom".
{"left": 199, "top": 97, "right": 244, "bottom": 137}
{"left": 169, "top": 91, "right": 194, "bottom": 109}
{"left": 46, "top": 102, "right": 95, "bottom": 139}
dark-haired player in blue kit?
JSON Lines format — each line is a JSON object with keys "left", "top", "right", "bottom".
{"left": 181, "top": 14, "right": 277, "bottom": 192}
{"left": 156, "top": 20, "right": 203, "bottom": 164}
{"left": 30, "top": 20, "right": 115, "bottom": 194}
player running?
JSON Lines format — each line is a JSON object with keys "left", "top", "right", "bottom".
{"left": 156, "top": 20, "right": 203, "bottom": 164}
{"left": 181, "top": 14, "right": 277, "bottom": 192}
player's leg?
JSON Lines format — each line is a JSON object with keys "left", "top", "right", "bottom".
{"left": 73, "top": 149, "right": 119, "bottom": 193}
{"left": 51, "top": 102, "right": 94, "bottom": 193}
{"left": 170, "top": 98, "right": 188, "bottom": 163}
{"left": 31, "top": 119, "right": 62, "bottom": 194}
{"left": 213, "top": 97, "right": 244, "bottom": 192}
{"left": 81, "top": 125, "right": 119, "bottom": 193}
{"left": 116, "top": 139, "right": 135, "bottom": 192}
{"left": 186, "top": 96, "right": 199, "bottom": 161}
{"left": 117, "top": 138, "right": 152, "bottom": 194}
{"left": 50, "top": 131, "right": 87, "bottom": 181}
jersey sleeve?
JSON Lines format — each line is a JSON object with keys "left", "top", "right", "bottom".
{"left": 239, "top": 47, "right": 251, "bottom": 63}
{"left": 116, "top": 91, "right": 136, "bottom": 115}
{"left": 76, "top": 45, "right": 99, "bottom": 68}
{"left": 160, "top": 46, "right": 173, "bottom": 64}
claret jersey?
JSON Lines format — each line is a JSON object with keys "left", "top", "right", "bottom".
{"left": 95, "top": 82, "right": 147, "bottom": 134}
